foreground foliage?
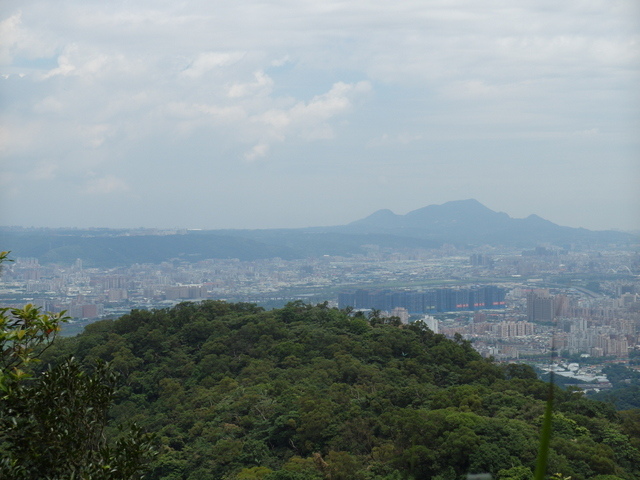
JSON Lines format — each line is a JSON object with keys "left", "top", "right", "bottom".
{"left": 42, "top": 300, "right": 640, "bottom": 480}
{"left": 0, "top": 251, "right": 155, "bottom": 479}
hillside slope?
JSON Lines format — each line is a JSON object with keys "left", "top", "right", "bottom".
{"left": 44, "top": 301, "right": 640, "bottom": 480}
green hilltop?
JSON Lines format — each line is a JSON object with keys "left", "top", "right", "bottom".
{"left": 42, "top": 301, "right": 640, "bottom": 480}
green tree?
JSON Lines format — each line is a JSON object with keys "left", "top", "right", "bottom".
{"left": 496, "top": 465, "right": 533, "bottom": 480}
{"left": 1, "top": 358, "right": 155, "bottom": 479}
{"left": 0, "top": 294, "right": 68, "bottom": 393}
{"left": 0, "top": 251, "right": 155, "bottom": 479}
{"left": 16, "top": 293, "right": 640, "bottom": 480}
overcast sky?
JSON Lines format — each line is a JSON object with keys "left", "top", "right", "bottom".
{"left": 1, "top": 0, "right": 639, "bottom": 231}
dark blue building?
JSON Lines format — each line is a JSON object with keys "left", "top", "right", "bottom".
{"left": 338, "top": 285, "right": 506, "bottom": 314}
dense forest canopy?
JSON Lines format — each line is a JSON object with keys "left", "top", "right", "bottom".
{"left": 31, "top": 300, "right": 640, "bottom": 480}
{"left": 589, "top": 364, "right": 640, "bottom": 411}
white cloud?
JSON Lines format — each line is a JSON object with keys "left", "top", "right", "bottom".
{"left": 245, "top": 80, "right": 371, "bottom": 156}
{"left": 43, "top": 48, "right": 78, "bottom": 78}
{"left": 0, "top": 13, "right": 23, "bottom": 64}
{"left": 33, "top": 96, "right": 65, "bottom": 114}
{"left": 42, "top": 45, "right": 139, "bottom": 80}
{"left": 0, "top": 0, "right": 638, "bottom": 229}
{"left": 0, "top": 11, "right": 57, "bottom": 65}
{"left": 270, "top": 55, "right": 291, "bottom": 67}
{"left": 244, "top": 143, "right": 269, "bottom": 162}
{"left": 181, "top": 52, "right": 245, "bottom": 78}
{"left": 227, "top": 70, "right": 273, "bottom": 98}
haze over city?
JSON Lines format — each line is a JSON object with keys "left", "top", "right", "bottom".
{"left": 1, "top": 1, "right": 639, "bottom": 231}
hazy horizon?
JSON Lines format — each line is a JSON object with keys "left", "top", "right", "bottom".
{"left": 1, "top": 198, "right": 638, "bottom": 233}
{"left": 2, "top": 1, "right": 639, "bottom": 232}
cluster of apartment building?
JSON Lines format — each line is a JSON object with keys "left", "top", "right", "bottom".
{"left": 472, "top": 320, "right": 536, "bottom": 337}
{"left": 553, "top": 318, "right": 631, "bottom": 357}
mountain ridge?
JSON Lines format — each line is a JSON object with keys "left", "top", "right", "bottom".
{"left": 334, "top": 199, "right": 630, "bottom": 246}
{"left": 1, "top": 200, "right": 636, "bottom": 266}
{"left": 348, "top": 199, "right": 514, "bottom": 228}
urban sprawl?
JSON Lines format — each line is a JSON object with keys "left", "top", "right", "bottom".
{"left": 1, "top": 245, "right": 638, "bottom": 389}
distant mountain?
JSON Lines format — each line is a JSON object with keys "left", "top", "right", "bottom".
{"left": 349, "top": 199, "right": 508, "bottom": 230}
{"left": 1, "top": 200, "right": 636, "bottom": 266}
{"left": 337, "top": 199, "right": 635, "bottom": 246}
{"left": 0, "top": 229, "right": 297, "bottom": 267}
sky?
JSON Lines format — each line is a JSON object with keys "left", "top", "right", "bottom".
{"left": 1, "top": 0, "right": 639, "bottom": 232}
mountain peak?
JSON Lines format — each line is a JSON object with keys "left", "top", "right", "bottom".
{"left": 368, "top": 208, "right": 396, "bottom": 218}
{"left": 404, "top": 199, "right": 502, "bottom": 221}
{"left": 349, "top": 208, "right": 400, "bottom": 228}
{"left": 339, "top": 200, "right": 635, "bottom": 247}
{"left": 445, "top": 198, "right": 485, "bottom": 207}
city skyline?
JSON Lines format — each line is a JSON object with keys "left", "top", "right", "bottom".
{"left": 2, "top": 240, "right": 637, "bottom": 363}
{"left": 1, "top": 1, "right": 639, "bottom": 231}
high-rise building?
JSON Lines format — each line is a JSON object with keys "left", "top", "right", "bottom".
{"left": 422, "top": 315, "right": 439, "bottom": 333}
{"left": 526, "top": 290, "right": 554, "bottom": 322}
{"left": 164, "top": 285, "right": 208, "bottom": 300}
{"left": 390, "top": 307, "right": 409, "bottom": 324}
{"left": 470, "top": 254, "right": 494, "bottom": 267}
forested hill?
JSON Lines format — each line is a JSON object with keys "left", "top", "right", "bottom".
{"left": 44, "top": 301, "right": 640, "bottom": 480}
